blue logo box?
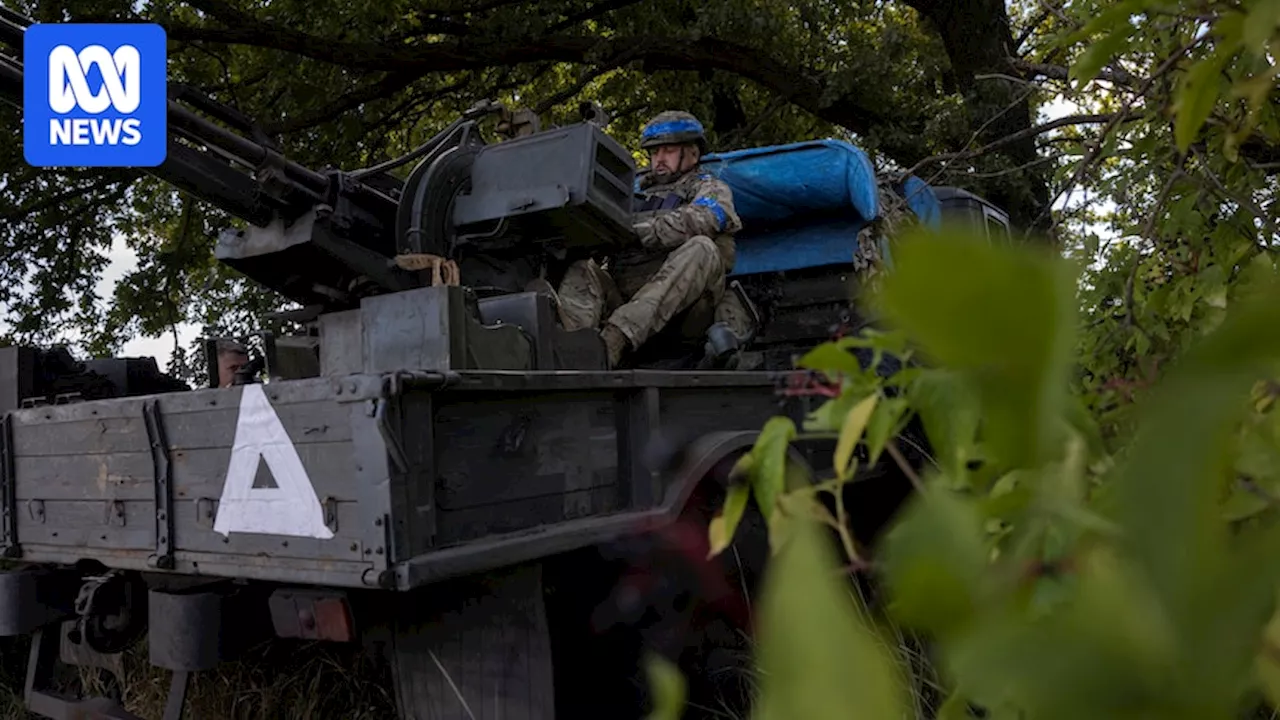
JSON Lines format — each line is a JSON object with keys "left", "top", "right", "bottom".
{"left": 23, "top": 23, "right": 167, "bottom": 167}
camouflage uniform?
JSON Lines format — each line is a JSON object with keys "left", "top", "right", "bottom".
{"left": 557, "top": 111, "right": 747, "bottom": 359}
{"left": 851, "top": 180, "right": 923, "bottom": 296}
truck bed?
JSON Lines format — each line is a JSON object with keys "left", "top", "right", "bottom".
{"left": 0, "top": 369, "right": 785, "bottom": 590}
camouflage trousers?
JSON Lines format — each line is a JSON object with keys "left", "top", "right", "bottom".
{"left": 556, "top": 236, "right": 752, "bottom": 347}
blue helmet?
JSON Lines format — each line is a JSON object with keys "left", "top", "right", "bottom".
{"left": 640, "top": 110, "right": 708, "bottom": 154}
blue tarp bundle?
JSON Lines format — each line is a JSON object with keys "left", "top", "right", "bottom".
{"left": 635, "top": 139, "right": 941, "bottom": 276}
{"left": 699, "top": 139, "right": 881, "bottom": 227}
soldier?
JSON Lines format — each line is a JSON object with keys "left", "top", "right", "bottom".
{"left": 214, "top": 338, "right": 250, "bottom": 388}
{"left": 550, "top": 110, "right": 751, "bottom": 368}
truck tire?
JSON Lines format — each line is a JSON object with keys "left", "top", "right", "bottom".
{"left": 543, "top": 445, "right": 775, "bottom": 720}
{"left": 386, "top": 561, "right": 555, "bottom": 720}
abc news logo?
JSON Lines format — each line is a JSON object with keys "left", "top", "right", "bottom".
{"left": 48, "top": 44, "right": 143, "bottom": 146}
{"left": 23, "top": 23, "right": 167, "bottom": 168}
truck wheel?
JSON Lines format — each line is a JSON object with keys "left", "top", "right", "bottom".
{"left": 386, "top": 561, "right": 555, "bottom": 720}
{"left": 545, "top": 446, "right": 777, "bottom": 720}
{"left": 661, "top": 454, "right": 770, "bottom": 717}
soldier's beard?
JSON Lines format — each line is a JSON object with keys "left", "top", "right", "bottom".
{"left": 649, "top": 161, "right": 691, "bottom": 185}
{"left": 647, "top": 147, "right": 697, "bottom": 186}
{"left": 649, "top": 167, "right": 679, "bottom": 184}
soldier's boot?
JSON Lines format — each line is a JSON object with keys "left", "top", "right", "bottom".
{"left": 703, "top": 322, "right": 748, "bottom": 369}
{"left": 701, "top": 281, "right": 760, "bottom": 369}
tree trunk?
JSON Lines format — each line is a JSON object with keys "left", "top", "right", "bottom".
{"left": 902, "top": 0, "right": 1052, "bottom": 234}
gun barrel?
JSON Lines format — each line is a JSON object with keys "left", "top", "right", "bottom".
{"left": 0, "top": 55, "right": 19, "bottom": 109}
{"left": 165, "top": 101, "right": 328, "bottom": 193}
{"left": 0, "top": 8, "right": 25, "bottom": 49}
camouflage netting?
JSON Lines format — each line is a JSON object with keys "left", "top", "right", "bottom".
{"left": 852, "top": 180, "right": 922, "bottom": 292}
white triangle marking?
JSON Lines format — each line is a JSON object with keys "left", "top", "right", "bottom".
{"left": 213, "top": 384, "right": 334, "bottom": 539}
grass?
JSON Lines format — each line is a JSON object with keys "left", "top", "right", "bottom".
{"left": 0, "top": 632, "right": 397, "bottom": 720}
{"left": 0, "top": 556, "right": 944, "bottom": 720}
{"left": 676, "top": 570, "right": 945, "bottom": 720}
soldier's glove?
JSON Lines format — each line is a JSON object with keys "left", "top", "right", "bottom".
{"left": 633, "top": 219, "right": 659, "bottom": 248}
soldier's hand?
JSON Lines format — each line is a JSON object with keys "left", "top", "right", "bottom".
{"left": 633, "top": 219, "right": 658, "bottom": 248}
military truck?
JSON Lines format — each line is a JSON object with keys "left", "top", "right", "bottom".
{"left": 0, "top": 10, "right": 1010, "bottom": 719}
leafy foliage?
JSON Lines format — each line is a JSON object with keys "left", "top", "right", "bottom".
{"left": 689, "top": 9, "right": 1280, "bottom": 711}
{"left": 697, "top": 222, "right": 1280, "bottom": 720}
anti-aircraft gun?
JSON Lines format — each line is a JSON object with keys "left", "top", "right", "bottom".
{"left": 0, "top": 10, "right": 1009, "bottom": 720}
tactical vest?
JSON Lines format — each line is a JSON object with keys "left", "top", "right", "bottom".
{"left": 632, "top": 193, "right": 683, "bottom": 212}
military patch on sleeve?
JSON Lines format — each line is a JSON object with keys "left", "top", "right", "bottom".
{"left": 693, "top": 195, "right": 728, "bottom": 230}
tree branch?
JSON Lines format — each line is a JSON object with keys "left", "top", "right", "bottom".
{"left": 531, "top": 50, "right": 636, "bottom": 114}
{"left": 162, "top": 15, "right": 905, "bottom": 156}
{"left": 963, "top": 152, "right": 1065, "bottom": 178}
{"left": 1, "top": 173, "right": 136, "bottom": 222}
{"left": 546, "top": 0, "right": 650, "bottom": 34}
{"left": 437, "top": 0, "right": 543, "bottom": 15}
{"left": 264, "top": 70, "right": 427, "bottom": 135}
{"left": 1036, "top": 32, "right": 1208, "bottom": 229}
{"left": 1189, "top": 145, "right": 1278, "bottom": 243}
{"left": 902, "top": 113, "right": 1119, "bottom": 176}
{"left": 1011, "top": 57, "right": 1140, "bottom": 88}
{"left": 1013, "top": 8, "right": 1053, "bottom": 54}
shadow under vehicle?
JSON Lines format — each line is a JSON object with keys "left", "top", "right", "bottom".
{"left": 0, "top": 11, "right": 1011, "bottom": 719}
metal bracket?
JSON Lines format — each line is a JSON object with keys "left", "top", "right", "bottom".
{"left": 323, "top": 497, "right": 339, "bottom": 534}
{"left": 332, "top": 374, "right": 391, "bottom": 403}
{"left": 142, "top": 400, "right": 176, "bottom": 570}
{"left": 373, "top": 399, "right": 409, "bottom": 474}
{"left": 0, "top": 415, "right": 20, "bottom": 558}
{"left": 25, "top": 625, "right": 154, "bottom": 720}
{"left": 195, "top": 498, "right": 217, "bottom": 529}
{"left": 729, "top": 279, "right": 763, "bottom": 332}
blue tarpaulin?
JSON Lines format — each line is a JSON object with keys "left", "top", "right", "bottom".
{"left": 635, "top": 139, "right": 941, "bottom": 276}
{"left": 699, "top": 139, "right": 880, "bottom": 226}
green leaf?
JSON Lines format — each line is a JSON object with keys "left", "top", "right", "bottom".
{"left": 751, "top": 517, "right": 909, "bottom": 720}
{"left": 935, "top": 693, "right": 973, "bottom": 720}
{"left": 1256, "top": 591, "right": 1280, "bottom": 707}
{"left": 1098, "top": 273, "right": 1280, "bottom": 623}
{"left": 875, "top": 229, "right": 1078, "bottom": 470}
{"left": 1190, "top": 519, "right": 1280, "bottom": 709}
{"left": 643, "top": 653, "right": 687, "bottom": 720}
{"left": 707, "top": 482, "right": 750, "bottom": 558}
{"left": 1175, "top": 46, "right": 1236, "bottom": 152}
{"left": 880, "top": 488, "right": 989, "bottom": 638}
{"left": 943, "top": 546, "right": 1176, "bottom": 720}
{"left": 751, "top": 417, "right": 797, "bottom": 520}
{"left": 797, "top": 342, "right": 863, "bottom": 377}
{"left": 835, "top": 393, "right": 877, "bottom": 477}
{"left": 1220, "top": 484, "right": 1270, "bottom": 522}
{"left": 866, "top": 396, "right": 912, "bottom": 465}
{"left": 1061, "top": 0, "right": 1144, "bottom": 46}
{"left": 1070, "top": 22, "right": 1138, "bottom": 87}
{"left": 910, "top": 369, "right": 981, "bottom": 479}
{"left": 982, "top": 470, "right": 1034, "bottom": 524}
{"left": 803, "top": 388, "right": 861, "bottom": 433}
{"left": 1063, "top": 394, "right": 1107, "bottom": 463}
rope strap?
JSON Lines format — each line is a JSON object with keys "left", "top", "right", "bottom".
{"left": 395, "top": 254, "right": 460, "bottom": 286}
